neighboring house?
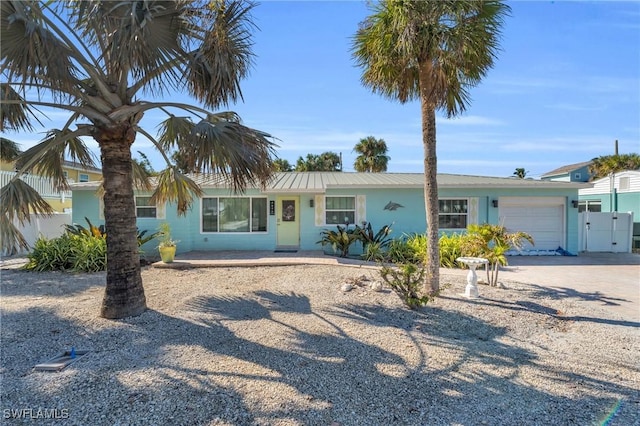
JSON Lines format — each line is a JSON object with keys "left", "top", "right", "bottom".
{"left": 577, "top": 170, "right": 640, "bottom": 214}
{"left": 0, "top": 159, "right": 102, "bottom": 212}
{"left": 540, "top": 161, "right": 593, "bottom": 183}
{"left": 71, "top": 172, "right": 588, "bottom": 255}
{"left": 578, "top": 170, "right": 640, "bottom": 250}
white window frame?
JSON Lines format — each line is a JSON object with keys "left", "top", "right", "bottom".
{"left": 135, "top": 196, "right": 157, "bottom": 219}
{"left": 79, "top": 173, "right": 89, "bottom": 182}
{"left": 574, "top": 172, "right": 581, "bottom": 180}
{"left": 438, "top": 198, "right": 469, "bottom": 230}
{"left": 578, "top": 200, "right": 602, "bottom": 213}
{"left": 324, "top": 196, "right": 357, "bottom": 226}
{"left": 201, "top": 196, "right": 268, "bottom": 234}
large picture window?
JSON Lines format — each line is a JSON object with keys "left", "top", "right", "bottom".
{"left": 202, "top": 197, "right": 267, "bottom": 233}
{"left": 439, "top": 199, "right": 468, "bottom": 229}
{"left": 325, "top": 196, "right": 356, "bottom": 225}
{"left": 136, "top": 196, "right": 157, "bottom": 218}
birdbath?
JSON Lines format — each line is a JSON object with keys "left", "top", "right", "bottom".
{"left": 456, "top": 257, "right": 489, "bottom": 299}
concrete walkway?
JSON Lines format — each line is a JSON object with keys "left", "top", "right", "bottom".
{"left": 154, "top": 251, "right": 640, "bottom": 323}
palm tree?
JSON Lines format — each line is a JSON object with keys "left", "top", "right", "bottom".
{"left": 295, "top": 152, "right": 342, "bottom": 171}
{"left": 513, "top": 167, "right": 528, "bottom": 179}
{"left": 353, "top": 136, "right": 390, "bottom": 172}
{"left": 273, "top": 158, "right": 293, "bottom": 172}
{"left": 1, "top": 1, "right": 276, "bottom": 319}
{"left": 353, "top": 0, "right": 510, "bottom": 293}
{"left": 589, "top": 153, "right": 640, "bottom": 180}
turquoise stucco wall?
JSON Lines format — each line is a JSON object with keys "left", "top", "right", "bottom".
{"left": 73, "top": 185, "right": 582, "bottom": 254}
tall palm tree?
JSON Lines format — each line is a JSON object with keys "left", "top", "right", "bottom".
{"left": 353, "top": 136, "right": 390, "bottom": 172}
{"left": 353, "top": 0, "right": 510, "bottom": 293}
{"left": 1, "top": 0, "right": 276, "bottom": 319}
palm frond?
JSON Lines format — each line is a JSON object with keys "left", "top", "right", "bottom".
{"left": 0, "top": 137, "right": 21, "bottom": 161}
{"left": 157, "top": 115, "right": 195, "bottom": 151}
{"left": 131, "top": 157, "right": 153, "bottom": 191}
{"left": 0, "top": 178, "right": 53, "bottom": 223}
{"left": 150, "top": 167, "right": 203, "bottom": 215}
{"left": 0, "top": 213, "right": 29, "bottom": 256}
{"left": 186, "top": 113, "right": 276, "bottom": 191}
{"left": 1, "top": 1, "right": 78, "bottom": 96}
{"left": 15, "top": 129, "right": 95, "bottom": 191}
{"left": 0, "top": 84, "right": 42, "bottom": 131}
{"left": 187, "top": 0, "right": 257, "bottom": 108}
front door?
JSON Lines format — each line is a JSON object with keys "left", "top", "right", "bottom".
{"left": 276, "top": 196, "right": 300, "bottom": 247}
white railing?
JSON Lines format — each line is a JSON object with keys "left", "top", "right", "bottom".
{"left": 0, "top": 170, "right": 73, "bottom": 200}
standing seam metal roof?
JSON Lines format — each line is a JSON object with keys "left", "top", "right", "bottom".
{"left": 70, "top": 172, "right": 590, "bottom": 191}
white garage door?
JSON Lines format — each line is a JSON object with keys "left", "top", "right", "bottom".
{"left": 499, "top": 197, "right": 565, "bottom": 251}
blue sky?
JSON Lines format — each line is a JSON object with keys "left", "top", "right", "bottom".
{"left": 8, "top": 1, "right": 640, "bottom": 178}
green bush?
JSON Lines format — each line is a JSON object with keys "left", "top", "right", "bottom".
{"left": 24, "top": 234, "right": 76, "bottom": 272}
{"left": 380, "top": 263, "right": 443, "bottom": 309}
{"left": 317, "top": 225, "right": 361, "bottom": 257}
{"left": 439, "top": 232, "right": 466, "bottom": 268}
{"left": 70, "top": 234, "right": 107, "bottom": 272}
{"left": 25, "top": 233, "right": 107, "bottom": 272}
{"left": 385, "top": 238, "right": 417, "bottom": 264}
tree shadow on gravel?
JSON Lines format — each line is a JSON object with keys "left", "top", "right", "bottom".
{"left": 464, "top": 284, "right": 640, "bottom": 328}
{"left": 526, "top": 283, "right": 631, "bottom": 306}
{"left": 0, "top": 270, "right": 105, "bottom": 297}
{"left": 3, "top": 291, "right": 639, "bottom": 425}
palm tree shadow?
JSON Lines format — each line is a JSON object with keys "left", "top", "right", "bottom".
{"left": 0, "top": 270, "right": 105, "bottom": 297}
{"left": 4, "top": 291, "right": 640, "bottom": 424}
{"left": 527, "top": 283, "right": 630, "bottom": 306}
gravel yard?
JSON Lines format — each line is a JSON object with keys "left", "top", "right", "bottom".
{"left": 1, "top": 264, "right": 639, "bottom": 425}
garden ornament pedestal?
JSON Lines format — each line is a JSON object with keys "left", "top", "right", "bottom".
{"left": 456, "top": 257, "right": 489, "bottom": 299}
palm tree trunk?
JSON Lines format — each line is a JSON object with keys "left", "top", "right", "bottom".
{"left": 97, "top": 126, "right": 146, "bottom": 319}
{"left": 419, "top": 64, "right": 440, "bottom": 294}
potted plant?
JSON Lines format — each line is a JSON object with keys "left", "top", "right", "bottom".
{"left": 157, "top": 223, "right": 178, "bottom": 263}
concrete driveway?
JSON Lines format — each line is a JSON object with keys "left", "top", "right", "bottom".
{"left": 492, "top": 252, "right": 640, "bottom": 322}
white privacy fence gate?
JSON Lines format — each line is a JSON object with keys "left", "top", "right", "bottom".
{"left": 578, "top": 212, "right": 633, "bottom": 253}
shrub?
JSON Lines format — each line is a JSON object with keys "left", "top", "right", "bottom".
{"left": 461, "top": 224, "right": 534, "bottom": 286}
{"left": 24, "top": 216, "right": 160, "bottom": 272}
{"left": 385, "top": 238, "right": 417, "bottom": 264}
{"left": 439, "top": 232, "right": 466, "bottom": 268}
{"left": 317, "top": 225, "right": 361, "bottom": 257}
{"left": 358, "top": 222, "right": 393, "bottom": 250}
{"left": 24, "top": 233, "right": 107, "bottom": 272}
{"left": 405, "top": 233, "right": 427, "bottom": 263}
{"left": 70, "top": 234, "right": 107, "bottom": 272}
{"left": 380, "top": 263, "right": 442, "bottom": 309}
{"left": 24, "top": 234, "right": 76, "bottom": 272}
{"left": 362, "top": 241, "right": 386, "bottom": 262}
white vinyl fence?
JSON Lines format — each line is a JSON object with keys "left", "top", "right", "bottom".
{"left": 5, "top": 213, "right": 72, "bottom": 255}
{"left": 578, "top": 212, "right": 634, "bottom": 253}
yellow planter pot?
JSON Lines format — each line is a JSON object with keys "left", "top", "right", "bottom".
{"left": 159, "top": 246, "right": 176, "bottom": 263}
